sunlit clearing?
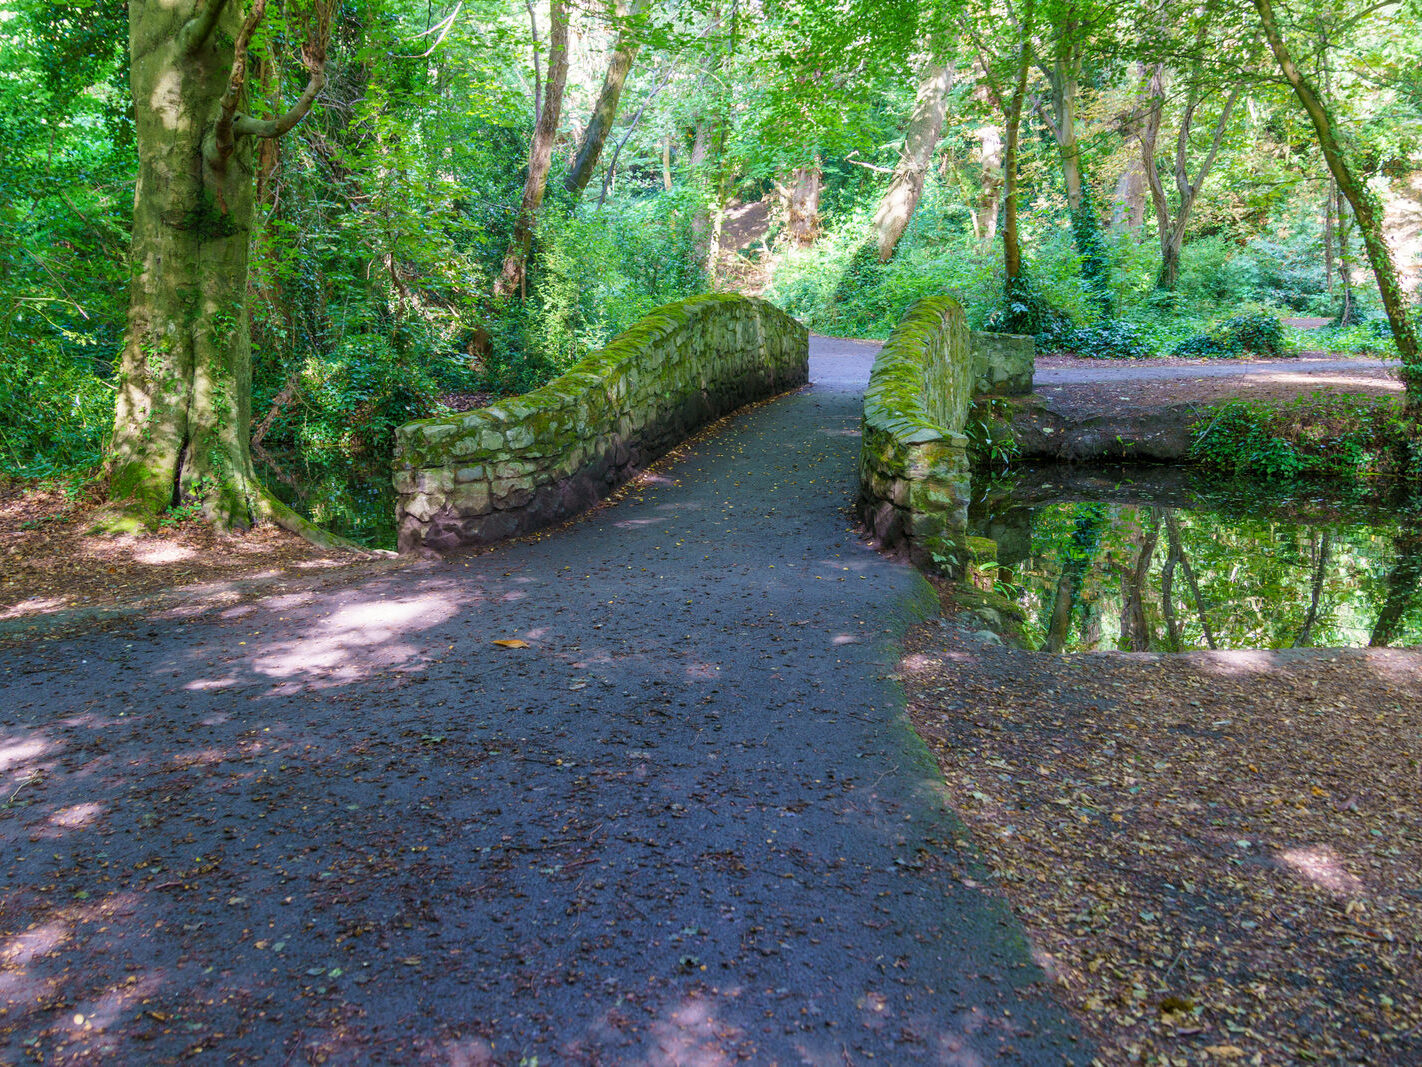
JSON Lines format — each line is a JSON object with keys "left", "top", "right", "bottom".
{"left": 252, "top": 592, "right": 460, "bottom": 683}
{"left": 130, "top": 542, "right": 196, "bottom": 565}
{"left": 1279, "top": 846, "right": 1367, "bottom": 897}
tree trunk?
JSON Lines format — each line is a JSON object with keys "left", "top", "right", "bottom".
{"left": 1253, "top": 0, "right": 1421, "bottom": 407}
{"left": 975, "top": 125, "right": 1004, "bottom": 249}
{"left": 110, "top": 0, "right": 346, "bottom": 546}
{"left": 784, "top": 159, "right": 822, "bottom": 248}
{"left": 1336, "top": 184, "right": 1356, "bottom": 323}
{"left": 662, "top": 132, "right": 672, "bottom": 191}
{"left": 496, "top": 0, "right": 570, "bottom": 300}
{"left": 873, "top": 60, "right": 953, "bottom": 262}
{"left": 1001, "top": 1, "right": 1034, "bottom": 283}
{"left": 1046, "top": 46, "right": 1083, "bottom": 213}
{"left": 1111, "top": 159, "right": 1147, "bottom": 233}
{"left": 1323, "top": 180, "right": 1336, "bottom": 293}
{"left": 1145, "top": 73, "right": 1242, "bottom": 291}
{"left": 564, "top": 0, "right": 644, "bottom": 197}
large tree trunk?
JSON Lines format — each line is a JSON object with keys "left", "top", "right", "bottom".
{"left": 110, "top": 0, "right": 346, "bottom": 546}
{"left": 974, "top": 124, "right": 1003, "bottom": 249}
{"left": 1045, "top": 46, "right": 1083, "bottom": 213}
{"left": 564, "top": 0, "right": 644, "bottom": 197}
{"left": 783, "top": 159, "right": 822, "bottom": 248}
{"left": 1253, "top": 0, "right": 1422, "bottom": 408}
{"left": 873, "top": 60, "right": 953, "bottom": 262}
{"left": 496, "top": 0, "right": 570, "bottom": 300}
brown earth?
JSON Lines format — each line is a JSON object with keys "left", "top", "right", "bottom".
{"left": 1033, "top": 354, "right": 1402, "bottom": 419}
{"left": 903, "top": 594, "right": 1422, "bottom": 1065}
{"left": 0, "top": 478, "right": 390, "bottom": 637}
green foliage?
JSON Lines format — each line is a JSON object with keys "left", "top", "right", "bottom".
{"left": 1069, "top": 185, "right": 1113, "bottom": 318}
{"left": 982, "top": 270, "right": 1072, "bottom": 336}
{"left": 1173, "top": 311, "right": 1287, "bottom": 359}
{"left": 1042, "top": 320, "right": 1154, "bottom": 359}
{"left": 1192, "top": 394, "right": 1419, "bottom": 481}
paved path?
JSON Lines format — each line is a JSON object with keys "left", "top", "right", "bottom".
{"left": 0, "top": 338, "right": 1085, "bottom": 1064}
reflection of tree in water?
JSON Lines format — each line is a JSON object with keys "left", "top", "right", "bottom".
{"left": 1369, "top": 518, "right": 1422, "bottom": 648}
{"left": 1004, "top": 492, "right": 1422, "bottom": 651}
{"left": 1044, "top": 504, "right": 1108, "bottom": 653}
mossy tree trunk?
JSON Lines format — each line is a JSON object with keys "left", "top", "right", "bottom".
{"left": 110, "top": 0, "right": 343, "bottom": 541}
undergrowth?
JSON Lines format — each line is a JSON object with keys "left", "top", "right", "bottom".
{"left": 1192, "top": 393, "right": 1421, "bottom": 481}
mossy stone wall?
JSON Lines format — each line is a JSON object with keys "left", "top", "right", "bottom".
{"left": 859, "top": 297, "right": 1034, "bottom": 568}
{"left": 393, "top": 294, "right": 808, "bottom": 552}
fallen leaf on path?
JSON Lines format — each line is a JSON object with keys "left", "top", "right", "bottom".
{"left": 492, "top": 639, "right": 529, "bottom": 648}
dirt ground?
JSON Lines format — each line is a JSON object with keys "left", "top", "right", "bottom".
{"left": 0, "top": 478, "right": 386, "bottom": 634}
{"left": 1034, "top": 354, "right": 1402, "bottom": 420}
{"left": 900, "top": 588, "right": 1422, "bottom": 1065}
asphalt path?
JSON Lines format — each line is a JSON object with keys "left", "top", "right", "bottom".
{"left": 0, "top": 337, "right": 1085, "bottom": 1065}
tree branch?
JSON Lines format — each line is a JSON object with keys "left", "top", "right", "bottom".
{"left": 182, "top": 0, "right": 235, "bottom": 54}
{"left": 210, "top": 0, "right": 270, "bottom": 170}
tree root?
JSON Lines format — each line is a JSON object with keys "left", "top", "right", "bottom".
{"left": 259, "top": 491, "right": 397, "bottom": 558}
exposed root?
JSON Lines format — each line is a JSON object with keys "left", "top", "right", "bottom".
{"left": 259, "top": 491, "right": 396, "bottom": 558}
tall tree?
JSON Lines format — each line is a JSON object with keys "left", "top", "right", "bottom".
{"left": 1251, "top": 0, "right": 1422, "bottom": 410}
{"left": 108, "top": 0, "right": 343, "bottom": 540}
{"left": 564, "top": 0, "right": 646, "bottom": 197}
{"left": 1138, "top": 56, "right": 1244, "bottom": 290}
{"left": 872, "top": 57, "right": 954, "bottom": 261}
{"left": 496, "top": 0, "right": 570, "bottom": 299}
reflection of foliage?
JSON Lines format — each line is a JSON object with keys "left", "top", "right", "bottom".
{"left": 987, "top": 496, "right": 1422, "bottom": 651}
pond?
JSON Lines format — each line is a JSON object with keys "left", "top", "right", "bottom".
{"left": 971, "top": 465, "right": 1422, "bottom": 652}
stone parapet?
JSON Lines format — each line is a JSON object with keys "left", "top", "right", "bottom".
{"left": 970, "top": 329, "right": 1035, "bottom": 396}
{"left": 393, "top": 294, "right": 808, "bottom": 552}
{"left": 859, "top": 301, "right": 1034, "bottom": 570}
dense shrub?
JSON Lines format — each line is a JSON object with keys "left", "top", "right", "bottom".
{"left": 1173, "top": 311, "right": 1286, "bottom": 359}
{"left": 1040, "top": 320, "right": 1153, "bottom": 359}
{"left": 1192, "top": 394, "right": 1419, "bottom": 480}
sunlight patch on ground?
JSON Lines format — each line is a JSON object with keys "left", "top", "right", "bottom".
{"left": 129, "top": 543, "right": 196, "bottom": 565}
{"left": 1254, "top": 372, "right": 1401, "bottom": 391}
{"left": 1189, "top": 649, "right": 1281, "bottom": 675}
{"left": 251, "top": 592, "right": 461, "bottom": 683}
{"left": 48, "top": 802, "right": 103, "bottom": 830}
{"left": 0, "top": 737, "right": 47, "bottom": 773}
{"left": 1278, "top": 846, "right": 1367, "bottom": 897}
{"left": 0, "top": 596, "right": 68, "bottom": 618}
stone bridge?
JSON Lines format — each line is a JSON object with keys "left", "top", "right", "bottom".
{"left": 392, "top": 293, "right": 1031, "bottom": 558}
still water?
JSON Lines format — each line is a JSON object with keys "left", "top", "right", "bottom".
{"left": 971, "top": 467, "right": 1422, "bottom": 652}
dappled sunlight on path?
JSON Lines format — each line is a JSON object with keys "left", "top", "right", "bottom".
{"left": 0, "top": 338, "right": 1086, "bottom": 1064}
